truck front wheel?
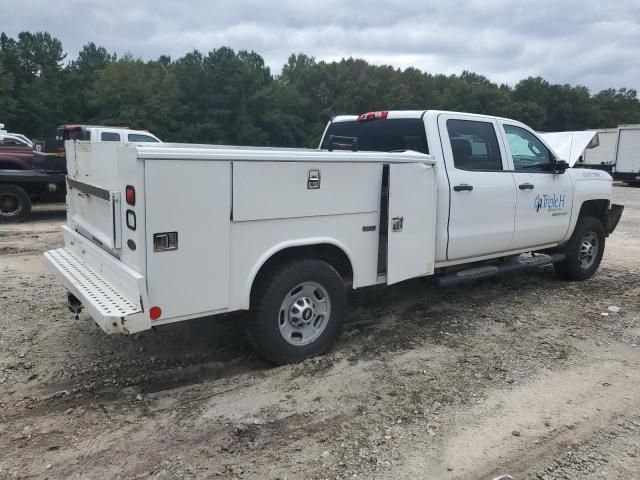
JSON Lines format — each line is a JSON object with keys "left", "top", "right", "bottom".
{"left": 554, "top": 216, "right": 605, "bottom": 281}
{"left": 248, "top": 259, "right": 346, "bottom": 365}
{"left": 0, "top": 185, "right": 31, "bottom": 223}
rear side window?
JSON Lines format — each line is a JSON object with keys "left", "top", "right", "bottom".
{"left": 57, "top": 127, "right": 90, "bottom": 141}
{"left": 101, "top": 132, "right": 121, "bottom": 142}
{"left": 321, "top": 119, "right": 428, "bottom": 154}
{"left": 446, "top": 119, "right": 502, "bottom": 171}
{"left": 128, "top": 134, "right": 159, "bottom": 143}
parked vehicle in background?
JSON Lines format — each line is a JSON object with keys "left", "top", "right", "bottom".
{"left": 0, "top": 124, "right": 162, "bottom": 222}
{"left": 0, "top": 124, "right": 65, "bottom": 222}
{"left": 0, "top": 170, "right": 66, "bottom": 222}
{"left": 579, "top": 128, "right": 618, "bottom": 172}
{"left": 56, "top": 125, "right": 162, "bottom": 143}
{"left": 6, "top": 133, "right": 34, "bottom": 149}
{"left": 613, "top": 125, "right": 640, "bottom": 185}
{"left": 0, "top": 133, "right": 37, "bottom": 170}
{"left": 44, "top": 110, "right": 623, "bottom": 364}
{"left": 544, "top": 125, "right": 640, "bottom": 186}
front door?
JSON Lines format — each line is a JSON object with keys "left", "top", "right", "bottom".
{"left": 438, "top": 114, "right": 516, "bottom": 260}
{"left": 499, "top": 122, "right": 573, "bottom": 249}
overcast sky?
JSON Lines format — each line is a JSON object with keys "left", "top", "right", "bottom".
{"left": 2, "top": 0, "right": 639, "bottom": 92}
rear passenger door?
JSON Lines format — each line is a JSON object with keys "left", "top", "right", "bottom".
{"left": 438, "top": 113, "right": 516, "bottom": 260}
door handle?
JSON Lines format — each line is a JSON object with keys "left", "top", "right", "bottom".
{"left": 519, "top": 183, "right": 535, "bottom": 190}
{"left": 453, "top": 184, "right": 473, "bottom": 192}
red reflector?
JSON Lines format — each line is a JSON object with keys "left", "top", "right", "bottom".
{"left": 149, "top": 306, "right": 162, "bottom": 320}
{"left": 125, "top": 185, "right": 135, "bottom": 206}
{"left": 357, "top": 111, "right": 388, "bottom": 122}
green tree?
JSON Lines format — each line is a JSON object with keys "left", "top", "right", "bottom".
{"left": 89, "top": 57, "right": 180, "bottom": 139}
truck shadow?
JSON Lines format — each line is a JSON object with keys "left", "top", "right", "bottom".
{"left": 54, "top": 264, "right": 630, "bottom": 399}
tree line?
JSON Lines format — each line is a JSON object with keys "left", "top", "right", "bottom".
{"left": 1, "top": 31, "right": 640, "bottom": 147}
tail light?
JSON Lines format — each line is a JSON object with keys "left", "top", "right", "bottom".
{"left": 149, "top": 306, "right": 162, "bottom": 320}
{"left": 125, "top": 185, "right": 135, "bottom": 206}
{"left": 358, "top": 111, "right": 388, "bottom": 122}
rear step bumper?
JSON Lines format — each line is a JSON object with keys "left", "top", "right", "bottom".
{"left": 437, "top": 253, "right": 565, "bottom": 287}
{"left": 44, "top": 227, "right": 148, "bottom": 334}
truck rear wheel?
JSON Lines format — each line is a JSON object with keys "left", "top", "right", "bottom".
{"left": 554, "top": 215, "right": 605, "bottom": 281}
{"left": 0, "top": 185, "right": 31, "bottom": 223}
{"left": 248, "top": 259, "right": 346, "bottom": 365}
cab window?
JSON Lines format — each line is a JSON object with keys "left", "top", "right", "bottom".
{"left": 101, "top": 132, "right": 121, "bottom": 142}
{"left": 504, "top": 125, "right": 553, "bottom": 172}
{"left": 446, "top": 119, "right": 503, "bottom": 171}
{"left": 128, "top": 133, "right": 159, "bottom": 143}
{"left": 321, "top": 119, "right": 428, "bottom": 154}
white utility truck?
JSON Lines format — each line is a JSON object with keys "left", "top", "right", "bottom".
{"left": 44, "top": 110, "right": 624, "bottom": 364}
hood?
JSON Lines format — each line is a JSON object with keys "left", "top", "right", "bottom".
{"left": 539, "top": 131, "right": 599, "bottom": 167}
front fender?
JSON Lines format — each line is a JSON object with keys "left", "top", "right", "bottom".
{"left": 563, "top": 169, "right": 613, "bottom": 242}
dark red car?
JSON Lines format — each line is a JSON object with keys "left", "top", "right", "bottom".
{"left": 0, "top": 135, "right": 35, "bottom": 170}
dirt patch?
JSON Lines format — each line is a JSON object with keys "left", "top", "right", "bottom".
{"left": 0, "top": 187, "right": 639, "bottom": 479}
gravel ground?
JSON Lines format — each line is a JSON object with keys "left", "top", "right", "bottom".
{"left": 1, "top": 185, "right": 639, "bottom": 480}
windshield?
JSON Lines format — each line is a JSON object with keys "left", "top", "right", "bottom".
{"left": 321, "top": 118, "right": 428, "bottom": 154}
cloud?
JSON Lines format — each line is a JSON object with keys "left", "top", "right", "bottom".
{"left": 2, "top": 0, "right": 639, "bottom": 92}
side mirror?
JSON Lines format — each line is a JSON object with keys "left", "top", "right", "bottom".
{"left": 553, "top": 159, "right": 569, "bottom": 174}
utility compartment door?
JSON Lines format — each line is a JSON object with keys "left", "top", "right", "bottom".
{"left": 387, "top": 163, "right": 436, "bottom": 284}
{"left": 145, "top": 160, "right": 231, "bottom": 319}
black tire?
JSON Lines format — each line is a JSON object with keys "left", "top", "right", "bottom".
{"left": 554, "top": 215, "right": 605, "bottom": 281}
{"left": 248, "top": 259, "right": 346, "bottom": 365}
{"left": 0, "top": 185, "right": 31, "bottom": 223}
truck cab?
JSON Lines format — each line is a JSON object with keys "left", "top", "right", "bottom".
{"left": 320, "top": 110, "right": 620, "bottom": 265}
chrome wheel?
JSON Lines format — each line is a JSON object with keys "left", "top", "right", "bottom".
{"left": 278, "top": 281, "right": 331, "bottom": 346}
{"left": 578, "top": 231, "right": 599, "bottom": 269}
{"left": 0, "top": 193, "right": 20, "bottom": 217}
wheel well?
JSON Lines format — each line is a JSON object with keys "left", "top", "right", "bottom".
{"left": 579, "top": 199, "right": 608, "bottom": 226}
{"left": 251, "top": 244, "right": 353, "bottom": 302}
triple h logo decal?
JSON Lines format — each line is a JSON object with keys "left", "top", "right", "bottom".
{"left": 534, "top": 193, "right": 566, "bottom": 214}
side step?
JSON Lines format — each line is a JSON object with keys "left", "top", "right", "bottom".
{"left": 436, "top": 253, "right": 565, "bottom": 287}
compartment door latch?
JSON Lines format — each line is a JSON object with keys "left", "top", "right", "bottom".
{"left": 307, "top": 169, "right": 321, "bottom": 189}
{"left": 392, "top": 216, "right": 404, "bottom": 232}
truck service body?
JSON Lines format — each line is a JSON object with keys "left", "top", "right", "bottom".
{"left": 44, "top": 110, "right": 623, "bottom": 364}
